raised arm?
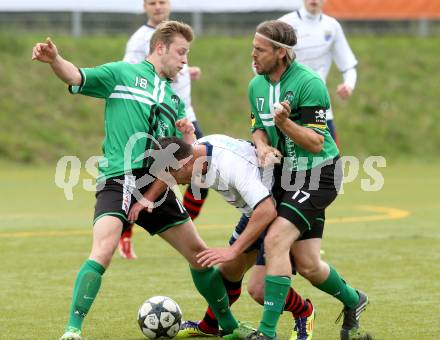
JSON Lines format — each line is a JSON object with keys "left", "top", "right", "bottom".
{"left": 176, "top": 118, "right": 196, "bottom": 144}
{"left": 32, "top": 38, "right": 82, "bottom": 85}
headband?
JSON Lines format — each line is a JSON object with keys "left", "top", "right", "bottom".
{"left": 255, "top": 32, "right": 294, "bottom": 59}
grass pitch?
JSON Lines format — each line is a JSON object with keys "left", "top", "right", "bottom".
{"left": 1, "top": 160, "right": 439, "bottom": 339}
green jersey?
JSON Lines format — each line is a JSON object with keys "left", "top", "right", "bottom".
{"left": 70, "top": 60, "right": 186, "bottom": 181}
{"left": 249, "top": 61, "right": 339, "bottom": 171}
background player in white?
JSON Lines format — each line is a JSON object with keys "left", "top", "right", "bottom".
{"left": 279, "top": 0, "right": 357, "bottom": 145}
{"left": 120, "top": 0, "right": 207, "bottom": 259}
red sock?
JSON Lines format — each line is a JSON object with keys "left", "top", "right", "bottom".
{"left": 183, "top": 187, "right": 208, "bottom": 220}
{"left": 284, "top": 287, "right": 312, "bottom": 318}
{"left": 121, "top": 224, "right": 133, "bottom": 239}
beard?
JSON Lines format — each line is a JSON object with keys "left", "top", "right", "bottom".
{"left": 255, "top": 58, "right": 281, "bottom": 75}
{"left": 263, "top": 58, "right": 282, "bottom": 75}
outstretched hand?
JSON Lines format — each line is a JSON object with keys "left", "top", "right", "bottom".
{"left": 256, "top": 144, "right": 282, "bottom": 167}
{"left": 196, "top": 247, "right": 239, "bottom": 267}
{"left": 32, "top": 37, "right": 58, "bottom": 63}
{"left": 128, "top": 198, "right": 155, "bottom": 223}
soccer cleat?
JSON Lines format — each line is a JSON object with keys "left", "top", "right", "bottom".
{"left": 221, "top": 322, "right": 257, "bottom": 340}
{"left": 59, "top": 327, "right": 82, "bottom": 340}
{"left": 290, "top": 299, "right": 315, "bottom": 340}
{"left": 244, "top": 331, "right": 277, "bottom": 340}
{"left": 118, "top": 232, "right": 137, "bottom": 259}
{"left": 337, "top": 291, "right": 372, "bottom": 340}
{"left": 175, "top": 320, "right": 217, "bottom": 338}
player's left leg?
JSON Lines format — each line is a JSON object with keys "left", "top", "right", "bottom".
{"left": 292, "top": 239, "right": 370, "bottom": 340}
{"left": 177, "top": 214, "right": 259, "bottom": 338}
{"left": 160, "top": 220, "right": 254, "bottom": 337}
{"left": 178, "top": 252, "right": 257, "bottom": 338}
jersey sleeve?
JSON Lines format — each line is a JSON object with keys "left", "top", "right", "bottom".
{"left": 69, "top": 62, "right": 119, "bottom": 99}
{"left": 332, "top": 21, "right": 358, "bottom": 73}
{"left": 297, "top": 78, "right": 331, "bottom": 134}
{"left": 248, "top": 81, "right": 265, "bottom": 132}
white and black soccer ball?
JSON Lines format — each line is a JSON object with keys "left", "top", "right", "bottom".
{"left": 138, "top": 296, "right": 182, "bottom": 339}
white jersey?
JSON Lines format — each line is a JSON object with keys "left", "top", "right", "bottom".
{"left": 196, "top": 135, "right": 271, "bottom": 217}
{"left": 279, "top": 7, "right": 357, "bottom": 84}
{"left": 123, "top": 24, "right": 197, "bottom": 122}
{"left": 279, "top": 7, "right": 357, "bottom": 120}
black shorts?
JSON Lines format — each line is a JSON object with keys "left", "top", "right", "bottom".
{"left": 229, "top": 214, "right": 296, "bottom": 274}
{"left": 94, "top": 171, "right": 190, "bottom": 235}
{"left": 272, "top": 157, "right": 341, "bottom": 238}
{"left": 228, "top": 214, "right": 266, "bottom": 257}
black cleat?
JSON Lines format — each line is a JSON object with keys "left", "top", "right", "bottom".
{"left": 337, "top": 291, "right": 372, "bottom": 340}
{"left": 245, "top": 331, "right": 277, "bottom": 340}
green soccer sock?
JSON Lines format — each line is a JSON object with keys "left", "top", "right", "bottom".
{"left": 66, "top": 259, "right": 106, "bottom": 331}
{"left": 314, "top": 265, "right": 359, "bottom": 309}
{"left": 259, "top": 275, "right": 291, "bottom": 338}
{"left": 190, "top": 267, "right": 239, "bottom": 333}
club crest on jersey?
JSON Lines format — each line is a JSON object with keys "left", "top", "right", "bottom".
{"left": 171, "top": 95, "right": 180, "bottom": 109}
{"left": 284, "top": 91, "right": 294, "bottom": 105}
{"left": 315, "top": 109, "right": 327, "bottom": 124}
{"left": 324, "top": 30, "right": 332, "bottom": 42}
{"left": 256, "top": 97, "right": 265, "bottom": 113}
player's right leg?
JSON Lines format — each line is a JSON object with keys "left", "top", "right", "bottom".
{"left": 60, "top": 215, "right": 123, "bottom": 340}
{"left": 61, "top": 174, "right": 134, "bottom": 340}
{"left": 246, "top": 218, "right": 301, "bottom": 340}
{"left": 247, "top": 265, "right": 315, "bottom": 340}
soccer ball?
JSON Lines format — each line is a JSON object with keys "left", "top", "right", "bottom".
{"left": 138, "top": 296, "right": 182, "bottom": 339}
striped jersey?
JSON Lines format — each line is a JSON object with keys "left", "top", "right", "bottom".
{"left": 197, "top": 135, "right": 271, "bottom": 217}
{"left": 123, "top": 24, "right": 197, "bottom": 122}
{"left": 249, "top": 61, "right": 339, "bottom": 171}
{"left": 70, "top": 60, "right": 186, "bottom": 182}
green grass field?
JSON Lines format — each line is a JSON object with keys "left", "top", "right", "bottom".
{"left": 1, "top": 160, "right": 439, "bottom": 340}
